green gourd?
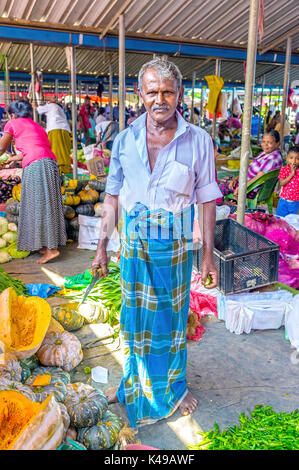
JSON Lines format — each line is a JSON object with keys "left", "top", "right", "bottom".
{"left": 52, "top": 303, "right": 85, "bottom": 332}
{"left": 77, "top": 410, "right": 123, "bottom": 450}
{"left": 64, "top": 382, "right": 108, "bottom": 428}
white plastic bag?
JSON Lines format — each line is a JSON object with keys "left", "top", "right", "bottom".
{"left": 218, "top": 290, "right": 293, "bottom": 334}
{"left": 78, "top": 215, "right": 120, "bottom": 252}
{"left": 82, "top": 144, "right": 96, "bottom": 161}
{"left": 285, "top": 294, "right": 299, "bottom": 350}
{"left": 216, "top": 205, "right": 230, "bottom": 221}
{"left": 225, "top": 301, "right": 254, "bottom": 334}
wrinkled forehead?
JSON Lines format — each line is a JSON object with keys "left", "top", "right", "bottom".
{"left": 141, "top": 68, "right": 179, "bottom": 91}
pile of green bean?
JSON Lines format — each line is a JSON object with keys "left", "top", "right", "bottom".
{"left": 0, "top": 266, "right": 28, "bottom": 296}
{"left": 188, "top": 405, "right": 299, "bottom": 450}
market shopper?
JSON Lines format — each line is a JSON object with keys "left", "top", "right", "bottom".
{"left": 219, "top": 130, "right": 283, "bottom": 200}
{"left": 91, "top": 57, "right": 221, "bottom": 428}
{"left": 276, "top": 146, "right": 299, "bottom": 217}
{"left": 35, "top": 96, "right": 72, "bottom": 174}
{"left": 78, "top": 96, "right": 92, "bottom": 146}
{"left": 0, "top": 100, "right": 67, "bottom": 264}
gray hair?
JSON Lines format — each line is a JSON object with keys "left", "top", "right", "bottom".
{"left": 138, "top": 57, "right": 182, "bottom": 92}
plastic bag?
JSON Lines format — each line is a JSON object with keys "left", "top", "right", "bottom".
{"left": 216, "top": 205, "right": 230, "bottom": 221}
{"left": 26, "top": 283, "right": 61, "bottom": 298}
{"left": 218, "top": 290, "right": 293, "bottom": 334}
{"left": 285, "top": 295, "right": 299, "bottom": 351}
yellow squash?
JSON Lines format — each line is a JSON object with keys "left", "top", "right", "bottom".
{"left": 0, "top": 287, "right": 51, "bottom": 359}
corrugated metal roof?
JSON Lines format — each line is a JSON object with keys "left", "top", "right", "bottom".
{"left": 0, "top": 0, "right": 298, "bottom": 52}
{"left": 0, "top": 1, "right": 298, "bottom": 87}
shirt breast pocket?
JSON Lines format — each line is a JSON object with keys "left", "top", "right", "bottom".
{"left": 165, "top": 161, "right": 195, "bottom": 198}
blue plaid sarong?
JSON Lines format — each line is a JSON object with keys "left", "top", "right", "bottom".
{"left": 116, "top": 203, "right": 194, "bottom": 428}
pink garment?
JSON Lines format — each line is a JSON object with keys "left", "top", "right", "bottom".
{"left": 278, "top": 165, "right": 299, "bottom": 201}
{"left": 187, "top": 271, "right": 218, "bottom": 341}
{"left": 215, "top": 169, "right": 224, "bottom": 205}
{"left": 4, "top": 118, "right": 57, "bottom": 168}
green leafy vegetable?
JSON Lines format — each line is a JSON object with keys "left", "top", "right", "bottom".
{"left": 0, "top": 266, "right": 28, "bottom": 295}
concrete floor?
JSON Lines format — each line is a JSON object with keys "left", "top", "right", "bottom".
{"left": 4, "top": 243, "right": 299, "bottom": 450}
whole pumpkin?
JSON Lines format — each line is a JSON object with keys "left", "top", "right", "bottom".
{"left": 78, "top": 189, "right": 99, "bottom": 204}
{"left": 12, "top": 183, "right": 21, "bottom": 201}
{"left": 0, "top": 352, "right": 22, "bottom": 382}
{"left": 64, "top": 382, "right": 108, "bottom": 428}
{"left": 52, "top": 303, "right": 85, "bottom": 332}
{"left": 5, "top": 199, "right": 20, "bottom": 216}
{"left": 94, "top": 202, "right": 103, "bottom": 217}
{"left": 25, "top": 366, "right": 70, "bottom": 403}
{"left": 0, "top": 377, "right": 37, "bottom": 401}
{"left": 0, "top": 287, "right": 52, "bottom": 360}
{"left": 63, "top": 205, "right": 76, "bottom": 219}
{"left": 75, "top": 203, "right": 95, "bottom": 217}
{"left": 36, "top": 331, "right": 83, "bottom": 372}
{"left": 0, "top": 391, "right": 64, "bottom": 450}
{"left": 77, "top": 410, "right": 123, "bottom": 450}
{"left": 88, "top": 178, "right": 106, "bottom": 193}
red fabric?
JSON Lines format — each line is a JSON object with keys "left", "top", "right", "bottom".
{"left": 278, "top": 165, "right": 299, "bottom": 201}
{"left": 78, "top": 104, "right": 91, "bottom": 130}
{"left": 4, "top": 118, "right": 56, "bottom": 168}
{"left": 70, "top": 158, "right": 87, "bottom": 170}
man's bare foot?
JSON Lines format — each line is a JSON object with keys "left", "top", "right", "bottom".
{"left": 39, "top": 247, "right": 46, "bottom": 255}
{"left": 104, "top": 386, "right": 119, "bottom": 404}
{"left": 37, "top": 249, "right": 60, "bottom": 264}
{"left": 180, "top": 391, "right": 198, "bottom": 416}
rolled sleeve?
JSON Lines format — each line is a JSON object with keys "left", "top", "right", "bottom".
{"left": 194, "top": 133, "right": 223, "bottom": 203}
{"left": 195, "top": 181, "right": 223, "bottom": 203}
{"left": 105, "top": 135, "right": 124, "bottom": 196}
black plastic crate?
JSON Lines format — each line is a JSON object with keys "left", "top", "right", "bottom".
{"left": 193, "top": 218, "right": 280, "bottom": 294}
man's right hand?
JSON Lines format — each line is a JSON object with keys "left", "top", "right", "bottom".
{"left": 91, "top": 245, "right": 109, "bottom": 277}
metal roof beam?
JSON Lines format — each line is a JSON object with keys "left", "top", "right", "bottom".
{"left": 0, "top": 25, "right": 298, "bottom": 65}
{"left": 259, "top": 25, "right": 299, "bottom": 55}
{"left": 99, "top": 0, "right": 134, "bottom": 39}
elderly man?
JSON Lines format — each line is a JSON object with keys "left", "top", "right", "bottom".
{"left": 92, "top": 58, "right": 222, "bottom": 429}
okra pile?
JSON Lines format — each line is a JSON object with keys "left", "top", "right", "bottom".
{"left": 188, "top": 405, "right": 299, "bottom": 450}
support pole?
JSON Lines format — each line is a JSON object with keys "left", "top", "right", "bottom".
{"left": 30, "top": 44, "right": 38, "bottom": 122}
{"left": 199, "top": 84, "right": 203, "bottom": 125}
{"left": 236, "top": 0, "right": 259, "bottom": 225}
{"left": 191, "top": 71, "right": 196, "bottom": 123}
{"left": 212, "top": 59, "right": 221, "bottom": 139}
{"left": 279, "top": 36, "right": 292, "bottom": 150}
{"left": 4, "top": 56, "right": 10, "bottom": 105}
{"left": 55, "top": 78, "right": 59, "bottom": 100}
{"left": 69, "top": 46, "right": 78, "bottom": 180}
{"left": 109, "top": 60, "right": 113, "bottom": 119}
{"left": 257, "top": 75, "right": 265, "bottom": 144}
{"left": 119, "top": 14, "right": 126, "bottom": 131}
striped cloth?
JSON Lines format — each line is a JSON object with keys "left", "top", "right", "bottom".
{"left": 116, "top": 203, "right": 194, "bottom": 428}
{"left": 18, "top": 158, "right": 67, "bottom": 252}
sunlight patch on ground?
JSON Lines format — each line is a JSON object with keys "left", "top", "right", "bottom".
{"left": 167, "top": 415, "right": 204, "bottom": 448}
{"left": 40, "top": 267, "right": 65, "bottom": 287}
